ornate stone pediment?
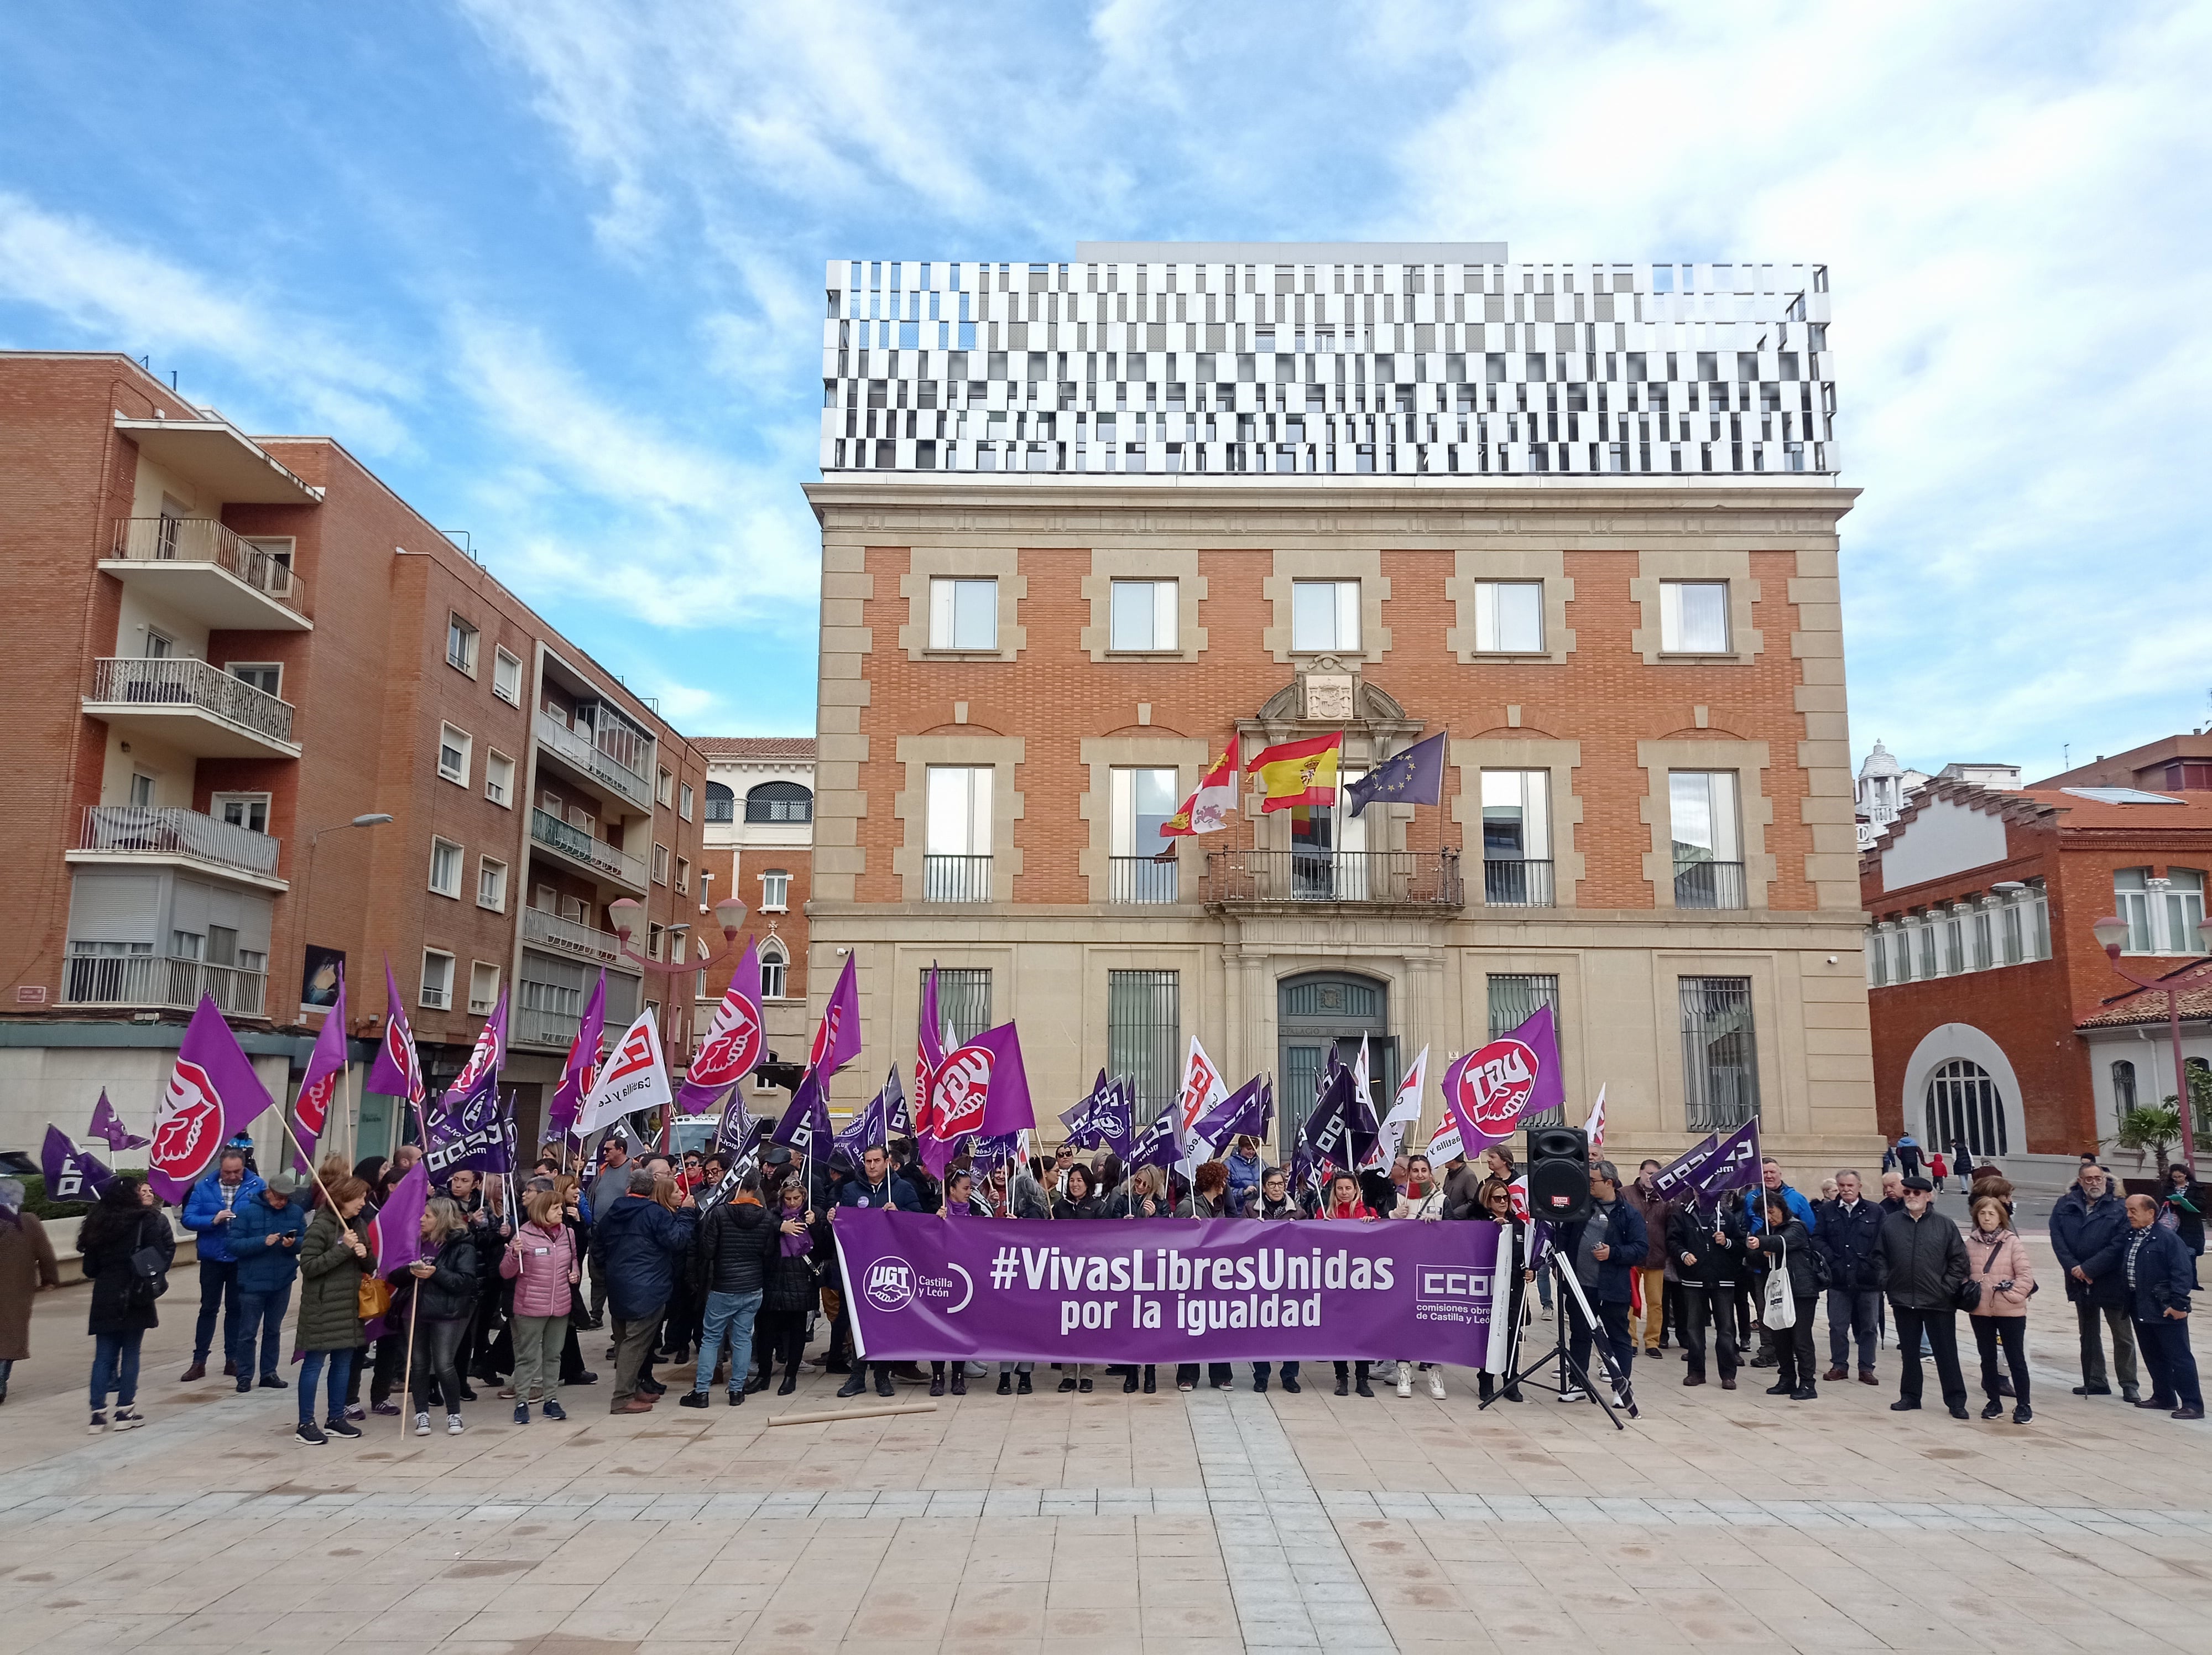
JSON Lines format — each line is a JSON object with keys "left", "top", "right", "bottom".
{"left": 1256, "top": 674, "right": 1412, "bottom": 728}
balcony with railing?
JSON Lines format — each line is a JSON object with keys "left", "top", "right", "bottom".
{"left": 61, "top": 951, "right": 268, "bottom": 1018}
{"left": 84, "top": 657, "right": 299, "bottom": 758}
{"left": 1109, "top": 855, "right": 1180, "bottom": 904}
{"left": 1482, "top": 858, "right": 1554, "bottom": 908}
{"left": 533, "top": 709, "right": 655, "bottom": 810}
{"left": 529, "top": 806, "right": 648, "bottom": 892}
{"left": 923, "top": 853, "right": 993, "bottom": 903}
{"left": 510, "top": 1001, "right": 583, "bottom": 1051}
{"left": 1673, "top": 858, "right": 1749, "bottom": 911}
{"left": 71, "top": 805, "right": 285, "bottom": 888}
{"left": 102, "top": 517, "right": 311, "bottom": 629}
{"left": 520, "top": 904, "right": 629, "bottom": 967}
{"left": 1202, "top": 849, "right": 1463, "bottom": 909}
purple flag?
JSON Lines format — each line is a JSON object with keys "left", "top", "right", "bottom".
{"left": 1295, "top": 1065, "right": 1361, "bottom": 1191}
{"left": 1127, "top": 1100, "right": 1186, "bottom": 1174}
{"left": 1648, "top": 1131, "right": 1721, "bottom": 1207}
{"left": 41, "top": 1123, "right": 112, "bottom": 1202}
{"left": 87, "top": 1088, "right": 148, "bottom": 1152}
{"left": 714, "top": 1090, "right": 757, "bottom": 1158}
{"left": 831, "top": 1088, "right": 888, "bottom": 1165}
{"left": 1441, "top": 1003, "right": 1566, "bottom": 1162}
{"left": 916, "top": 964, "right": 947, "bottom": 1133}
{"left": 150, "top": 996, "right": 277, "bottom": 1203}
{"left": 1062, "top": 1070, "right": 1134, "bottom": 1161}
{"left": 549, "top": 972, "right": 607, "bottom": 1138}
{"left": 678, "top": 939, "right": 763, "bottom": 1113}
{"left": 425, "top": 1082, "right": 517, "bottom": 1180}
{"left": 437, "top": 990, "right": 507, "bottom": 1122}
{"left": 1674, "top": 1118, "right": 1762, "bottom": 1209}
{"left": 1189, "top": 1076, "right": 1267, "bottom": 1158}
{"left": 927, "top": 1022, "right": 1034, "bottom": 1143}
{"left": 879, "top": 1065, "right": 913, "bottom": 1142}
{"left": 291, "top": 974, "right": 348, "bottom": 1173}
{"left": 369, "top": 1157, "right": 429, "bottom": 1275}
{"left": 1343, "top": 729, "right": 1447, "bottom": 817}
{"left": 364, "top": 960, "right": 426, "bottom": 1112}
{"left": 772, "top": 1066, "right": 835, "bottom": 1159}
{"left": 809, "top": 951, "right": 862, "bottom": 1076}
{"left": 969, "top": 1130, "right": 1024, "bottom": 1178}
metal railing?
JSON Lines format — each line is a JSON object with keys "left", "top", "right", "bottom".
{"left": 1674, "top": 858, "right": 1748, "bottom": 910}
{"left": 1109, "top": 855, "right": 1179, "bottom": 904}
{"left": 922, "top": 853, "right": 992, "bottom": 902}
{"left": 109, "top": 518, "right": 308, "bottom": 618}
{"left": 77, "top": 805, "right": 281, "bottom": 879}
{"left": 529, "top": 807, "right": 648, "bottom": 888}
{"left": 61, "top": 952, "right": 267, "bottom": 1017}
{"left": 1202, "top": 849, "right": 1463, "bottom": 908}
{"left": 533, "top": 710, "right": 654, "bottom": 809}
{"left": 1483, "top": 858, "right": 1554, "bottom": 907}
{"left": 521, "top": 905, "right": 622, "bottom": 964}
{"left": 87, "top": 657, "right": 296, "bottom": 747}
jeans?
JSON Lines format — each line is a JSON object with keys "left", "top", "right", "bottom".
{"left": 512, "top": 1314, "right": 567, "bottom": 1404}
{"left": 1637, "top": 1266, "right": 1668, "bottom": 1350}
{"left": 693, "top": 1289, "right": 763, "bottom": 1396}
{"left": 1890, "top": 1304, "right": 1966, "bottom": 1410}
{"left": 1569, "top": 1297, "right": 1637, "bottom": 1392}
{"left": 610, "top": 1305, "right": 664, "bottom": 1407}
{"left": 235, "top": 1283, "right": 293, "bottom": 1379}
{"left": 1250, "top": 1362, "right": 1299, "bottom": 1387}
{"left": 1678, "top": 1284, "right": 1738, "bottom": 1379}
{"left": 408, "top": 1318, "right": 468, "bottom": 1417}
{"left": 1772, "top": 1297, "right": 1818, "bottom": 1390}
{"left": 2135, "top": 1316, "right": 2203, "bottom": 1410}
{"left": 92, "top": 1328, "right": 145, "bottom": 1409}
{"left": 192, "top": 1258, "right": 238, "bottom": 1365}
{"left": 1972, "top": 1315, "right": 2030, "bottom": 1407}
{"left": 1827, "top": 1287, "right": 1881, "bottom": 1372}
{"left": 1177, "top": 1362, "right": 1234, "bottom": 1388}
{"left": 2074, "top": 1298, "right": 2141, "bottom": 1396}
{"left": 299, "top": 1347, "right": 354, "bottom": 1425}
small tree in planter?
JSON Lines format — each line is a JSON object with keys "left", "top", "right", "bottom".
{"left": 2112, "top": 1104, "right": 2183, "bottom": 1178}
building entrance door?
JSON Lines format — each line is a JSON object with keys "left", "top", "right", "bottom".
{"left": 1276, "top": 970, "right": 1394, "bottom": 1166}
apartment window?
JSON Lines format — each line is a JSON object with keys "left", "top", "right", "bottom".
{"left": 657, "top": 767, "right": 674, "bottom": 806}
{"left": 675, "top": 856, "right": 690, "bottom": 894}
{"left": 533, "top": 883, "right": 557, "bottom": 913}
{"left": 447, "top": 614, "right": 478, "bottom": 674}
{"left": 925, "top": 766, "right": 992, "bottom": 900}
{"left": 760, "top": 938, "right": 789, "bottom": 1001}
{"left": 1659, "top": 580, "right": 1730, "bottom": 653}
{"left": 477, "top": 856, "right": 508, "bottom": 912}
{"left": 648, "top": 922, "right": 664, "bottom": 961}
{"left": 2115, "top": 867, "right": 2207, "bottom": 954}
{"left": 1291, "top": 579, "right": 1360, "bottom": 653}
{"left": 1480, "top": 771, "right": 1552, "bottom": 904}
{"left": 212, "top": 792, "right": 270, "bottom": 834}
{"left": 1681, "top": 976, "right": 1760, "bottom": 1130}
{"left": 485, "top": 750, "right": 514, "bottom": 808}
{"left": 1108, "top": 969, "right": 1181, "bottom": 1115}
{"left": 671, "top": 933, "right": 686, "bottom": 966}
{"left": 468, "top": 961, "right": 500, "bottom": 1017}
{"left": 928, "top": 577, "right": 999, "bottom": 650}
{"left": 429, "top": 837, "right": 463, "bottom": 898}
{"left": 492, "top": 648, "right": 522, "bottom": 704}
{"left": 439, "top": 724, "right": 472, "bottom": 785}
{"left": 228, "top": 662, "right": 281, "bottom": 697}
{"left": 420, "top": 949, "right": 455, "bottom": 1011}
{"left": 760, "top": 869, "right": 791, "bottom": 911}
{"left": 128, "top": 772, "right": 157, "bottom": 808}
{"left": 745, "top": 782, "right": 813, "bottom": 823}
{"left": 1669, "top": 771, "right": 1744, "bottom": 908}
{"left": 143, "top": 627, "right": 174, "bottom": 659}
{"left": 652, "top": 843, "right": 670, "bottom": 885}
{"left": 1109, "top": 579, "right": 1178, "bottom": 651}
{"left": 928, "top": 966, "right": 992, "bottom": 1044}
{"left": 2112, "top": 1059, "right": 2138, "bottom": 1113}
{"left": 1473, "top": 581, "right": 1543, "bottom": 653}
{"left": 679, "top": 782, "right": 694, "bottom": 821}
{"left": 1110, "top": 768, "right": 1180, "bottom": 902}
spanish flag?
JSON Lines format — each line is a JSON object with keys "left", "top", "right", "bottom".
{"left": 1246, "top": 732, "right": 1342, "bottom": 813}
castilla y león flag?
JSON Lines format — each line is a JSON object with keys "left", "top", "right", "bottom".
{"left": 1161, "top": 738, "right": 1241, "bottom": 837}
{"left": 150, "top": 996, "right": 277, "bottom": 1202}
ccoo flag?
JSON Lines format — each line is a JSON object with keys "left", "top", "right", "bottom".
{"left": 41, "top": 1123, "right": 112, "bottom": 1203}
{"left": 678, "top": 938, "right": 764, "bottom": 1113}
{"left": 150, "top": 996, "right": 277, "bottom": 1203}
{"left": 576, "top": 1012, "right": 672, "bottom": 1136}
{"left": 1188, "top": 1075, "right": 1268, "bottom": 1158}
{"left": 773, "top": 1066, "right": 836, "bottom": 1159}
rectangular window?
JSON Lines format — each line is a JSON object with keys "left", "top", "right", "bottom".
{"left": 1659, "top": 579, "right": 1730, "bottom": 653}
{"left": 1487, "top": 974, "right": 1563, "bottom": 1126}
{"left": 1943, "top": 912, "right": 1966, "bottom": 975}
{"left": 1109, "top": 579, "right": 1178, "bottom": 651}
{"left": 477, "top": 856, "right": 507, "bottom": 912}
{"left": 760, "top": 869, "right": 791, "bottom": 911}
{"left": 679, "top": 782, "right": 694, "bottom": 821}
{"left": 928, "top": 966, "right": 992, "bottom": 1045}
{"left": 1973, "top": 909, "right": 1994, "bottom": 971}
{"left": 1480, "top": 770, "right": 1553, "bottom": 905}
{"left": 1868, "top": 928, "right": 1888, "bottom": 987}
{"left": 648, "top": 923, "right": 663, "bottom": 961}
{"left": 928, "top": 577, "right": 999, "bottom": 650}
{"left": 1917, "top": 919, "right": 1938, "bottom": 979}
{"left": 447, "top": 614, "right": 478, "bottom": 674}
{"left": 1681, "top": 976, "right": 1760, "bottom": 1130}
{"left": 128, "top": 771, "right": 157, "bottom": 807}
{"left": 925, "top": 766, "right": 992, "bottom": 900}
{"left": 675, "top": 856, "right": 690, "bottom": 894}
{"left": 492, "top": 647, "right": 522, "bottom": 704}
{"left": 1291, "top": 579, "right": 1360, "bottom": 653}
{"left": 484, "top": 750, "right": 514, "bottom": 808}
{"left": 438, "top": 724, "right": 471, "bottom": 785}
{"left": 1109, "top": 767, "right": 1180, "bottom": 902}
{"left": 656, "top": 767, "right": 674, "bottom": 806}
{"left": 651, "top": 842, "right": 670, "bottom": 885}
{"left": 227, "top": 662, "right": 281, "bottom": 697}
{"left": 212, "top": 792, "right": 270, "bottom": 834}
{"left": 1473, "top": 581, "right": 1544, "bottom": 653}
{"left": 1108, "top": 969, "right": 1181, "bottom": 1116}
{"left": 468, "top": 961, "right": 500, "bottom": 1016}
{"left": 1669, "top": 771, "right": 1744, "bottom": 908}
{"left": 429, "top": 837, "right": 463, "bottom": 897}
{"left": 420, "top": 949, "right": 455, "bottom": 1011}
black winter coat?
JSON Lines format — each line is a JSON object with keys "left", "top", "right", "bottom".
{"left": 1814, "top": 1197, "right": 1884, "bottom": 1292}
{"left": 1668, "top": 1202, "right": 1747, "bottom": 1290}
{"left": 766, "top": 1213, "right": 829, "bottom": 1313}
{"left": 1752, "top": 1217, "right": 1819, "bottom": 1299}
{"left": 700, "top": 1200, "right": 776, "bottom": 1295}
{"left": 395, "top": 1231, "right": 479, "bottom": 1323}
{"left": 81, "top": 1206, "right": 174, "bottom": 1335}
{"left": 1872, "top": 1208, "right": 1968, "bottom": 1310}
{"left": 2050, "top": 1184, "right": 2133, "bottom": 1307}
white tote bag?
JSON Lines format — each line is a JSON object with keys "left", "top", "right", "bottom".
{"left": 1761, "top": 1240, "right": 1796, "bottom": 1329}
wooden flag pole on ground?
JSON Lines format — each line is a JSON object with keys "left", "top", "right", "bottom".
{"left": 768, "top": 1398, "right": 936, "bottom": 1428}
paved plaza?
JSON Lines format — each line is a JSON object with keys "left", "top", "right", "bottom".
{"left": 2, "top": 1232, "right": 2208, "bottom": 1655}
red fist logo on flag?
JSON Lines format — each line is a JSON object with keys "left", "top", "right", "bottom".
{"left": 152, "top": 1058, "right": 225, "bottom": 1186}
{"left": 1454, "top": 1038, "right": 1541, "bottom": 1136}
{"left": 295, "top": 1070, "right": 338, "bottom": 1137}
{"left": 930, "top": 1044, "right": 995, "bottom": 1138}
{"left": 692, "top": 998, "right": 762, "bottom": 1087}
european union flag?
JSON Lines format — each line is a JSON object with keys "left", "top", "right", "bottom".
{"left": 1344, "top": 730, "right": 1446, "bottom": 817}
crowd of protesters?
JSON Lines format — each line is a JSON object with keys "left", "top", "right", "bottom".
{"left": 9, "top": 1123, "right": 2201, "bottom": 1437}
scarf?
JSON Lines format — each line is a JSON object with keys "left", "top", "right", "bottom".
{"left": 778, "top": 1206, "right": 812, "bottom": 1257}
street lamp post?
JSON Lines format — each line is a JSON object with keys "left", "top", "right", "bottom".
{"left": 298, "top": 813, "right": 394, "bottom": 1016}
{"left": 2090, "top": 909, "right": 2212, "bottom": 1170}
{"left": 606, "top": 894, "right": 749, "bottom": 978}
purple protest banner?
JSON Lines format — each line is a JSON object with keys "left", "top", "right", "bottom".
{"left": 41, "top": 1123, "right": 112, "bottom": 1201}
{"left": 834, "top": 1209, "right": 1501, "bottom": 1366}
{"left": 88, "top": 1088, "right": 149, "bottom": 1152}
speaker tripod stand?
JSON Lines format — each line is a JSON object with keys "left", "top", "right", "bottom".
{"left": 1478, "top": 1249, "right": 1636, "bottom": 1430}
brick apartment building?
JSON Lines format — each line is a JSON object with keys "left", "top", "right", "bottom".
{"left": 0, "top": 352, "right": 707, "bottom": 1162}
{"left": 1861, "top": 732, "right": 2212, "bottom": 1187}
{"left": 695, "top": 737, "right": 815, "bottom": 1096}
{"left": 797, "top": 242, "right": 1880, "bottom": 1174}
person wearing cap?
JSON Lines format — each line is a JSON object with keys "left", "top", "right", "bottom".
{"left": 227, "top": 1170, "right": 309, "bottom": 1394}
{"left": 1872, "top": 1174, "right": 1971, "bottom": 1418}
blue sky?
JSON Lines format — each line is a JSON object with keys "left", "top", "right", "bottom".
{"left": 3, "top": 1, "right": 2208, "bottom": 773}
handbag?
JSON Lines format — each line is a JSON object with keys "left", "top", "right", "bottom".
{"left": 127, "top": 1243, "right": 169, "bottom": 1308}
{"left": 1760, "top": 1240, "right": 1796, "bottom": 1329}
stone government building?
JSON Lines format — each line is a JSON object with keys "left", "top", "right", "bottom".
{"left": 800, "top": 242, "right": 1879, "bottom": 1173}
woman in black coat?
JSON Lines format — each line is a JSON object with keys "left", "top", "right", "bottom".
{"left": 81, "top": 1178, "right": 174, "bottom": 1433}
{"left": 1475, "top": 1177, "right": 1533, "bottom": 1403}
{"left": 1053, "top": 1165, "right": 1103, "bottom": 1394}
{"left": 760, "top": 1177, "right": 828, "bottom": 1396}
{"left": 1748, "top": 1196, "right": 1821, "bottom": 1401}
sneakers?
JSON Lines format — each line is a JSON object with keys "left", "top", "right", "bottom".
{"left": 88, "top": 1411, "right": 107, "bottom": 1434}
{"left": 372, "top": 1401, "right": 401, "bottom": 1417}
{"left": 998, "top": 1374, "right": 1013, "bottom": 1396}
{"left": 447, "top": 1413, "right": 465, "bottom": 1435}
{"left": 296, "top": 1420, "right": 328, "bottom": 1446}
{"left": 679, "top": 1392, "right": 709, "bottom": 1410}
{"left": 542, "top": 1400, "right": 567, "bottom": 1420}
{"left": 836, "top": 1375, "right": 867, "bottom": 1399}
{"left": 949, "top": 1372, "right": 965, "bottom": 1397}
{"left": 1017, "top": 1373, "right": 1033, "bottom": 1394}
{"left": 1981, "top": 1399, "right": 2004, "bottom": 1419}
{"left": 1396, "top": 1370, "right": 1413, "bottom": 1398}
{"left": 324, "top": 1417, "right": 362, "bottom": 1439}
{"left": 345, "top": 1404, "right": 367, "bottom": 1422}
{"left": 515, "top": 1402, "right": 534, "bottom": 1424}
{"left": 930, "top": 1375, "right": 946, "bottom": 1398}
{"left": 1559, "top": 1386, "right": 1587, "bottom": 1402}
{"left": 415, "top": 1412, "right": 432, "bottom": 1437}
{"left": 112, "top": 1406, "right": 144, "bottom": 1431}
{"left": 2013, "top": 1404, "right": 2033, "bottom": 1424}
{"left": 1427, "top": 1370, "right": 1446, "bottom": 1401}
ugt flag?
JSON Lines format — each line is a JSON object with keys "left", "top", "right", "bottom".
{"left": 292, "top": 973, "right": 349, "bottom": 1152}
{"left": 88, "top": 1087, "right": 149, "bottom": 1152}
{"left": 150, "top": 996, "right": 277, "bottom": 1202}
{"left": 548, "top": 972, "right": 607, "bottom": 1137}
{"left": 365, "top": 959, "right": 426, "bottom": 1111}
{"left": 437, "top": 990, "right": 507, "bottom": 1122}
{"left": 1344, "top": 730, "right": 1446, "bottom": 817}
{"left": 810, "top": 951, "right": 862, "bottom": 1076}
{"left": 927, "top": 1022, "right": 1035, "bottom": 1146}
{"left": 41, "top": 1124, "right": 112, "bottom": 1202}
{"left": 677, "top": 938, "right": 763, "bottom": 1113}
{"left": 370, "top": 1157, "right": 429, "bottom": 1275}
{"left": 1440, "top": 1003, "right": 1565, "bottom": 1162}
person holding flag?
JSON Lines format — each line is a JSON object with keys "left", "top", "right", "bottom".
{"left": 832, "top": 1143, "right": 920, "bottom": 1401}
{"left": 293, "top": 1173, "right": 374, "bottom": 1444}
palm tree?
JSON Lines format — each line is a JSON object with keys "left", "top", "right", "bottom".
{"left": 2112, "top": 1104, "right": 2183, "bottom": 1177}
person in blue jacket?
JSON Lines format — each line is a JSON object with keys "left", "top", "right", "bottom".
{"left": 1557, "top": 1159, "right": 1648, "bottom": 1404}
{"left": 178, "top": 1147, "right": 265, "bottom": 1383}
{"left": 832, "top": 1145, "right": 919, "bottom": 1401}
{"left": 596, "top": 1168, "right": 698, "bottom": 1415}
{"left": 2121, "top": 1194, "right": 2202, "bottom": 1418}
{"left": 226, "top": 1171, "right": 308, "bottom": 1392}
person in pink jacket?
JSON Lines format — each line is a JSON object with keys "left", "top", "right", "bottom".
{"left": 500, "top": 1189, "right": 581, "bottom": 1423}
{"left": 1965, "top": 1195, "right": 2035, "bottom": 1423}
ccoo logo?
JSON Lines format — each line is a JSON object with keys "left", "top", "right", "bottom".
{"left": 1454, "top": 1038, "right": 1541, "bottom": 1136}
{"left": 152, "top": 1058, "right": 226, "bottom": 1186}
{"left": 863, "top": 1256, "right": 916, "bottom": 1312}
{"left": 930, "top": 1043, "right": 995, "bottom": 1138}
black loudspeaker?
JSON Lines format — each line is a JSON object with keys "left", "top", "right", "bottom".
{"left": 1526, "top": 1126, "right": 1591, "bottom": 1224}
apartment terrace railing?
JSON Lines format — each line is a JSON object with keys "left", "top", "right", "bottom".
{"left": 77, "top": 804, "right": 282, "bottom": 881}
{"left": 530, "top": 807, "right": 648, "bottom": 888}
{"left": 1109, "top": 855, "right": 1180, "bottom": 904}
{"left": 1673, "top": 858, "right": 1748, "bottom": 911}
{"left": 61, "top": 951, "right": 267, "bottom": 1018}
{"left": 88, "top": 657, "right": 296, "bottom": 747}
{"left": 922, "top": 853, "right": 993, "bottom": 903}
{"left": 1483, "top": 858, "right": 1555, "bottom": 907}
{"left": 521, "top": 905, "right": 625, "bottom": 966}
{"left": 534, "top": 710, "right": 655, "bottom": 810}
{"left": 109, "top": 517, "right": 309, "bottom": 620}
